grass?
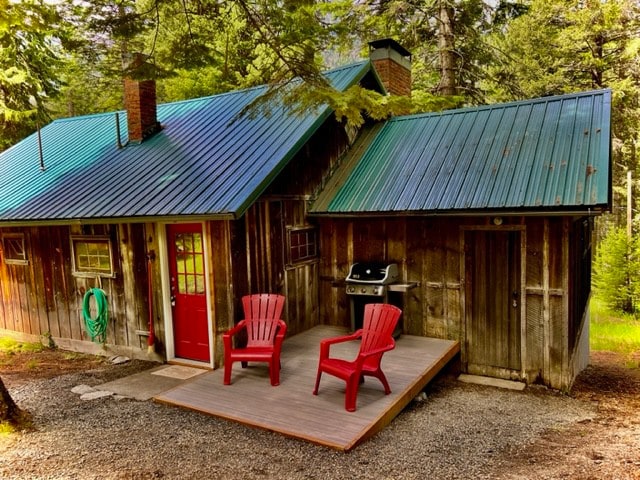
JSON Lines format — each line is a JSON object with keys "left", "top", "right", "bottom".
{"left": 590, "top": 296, "right": 640, "bottom": 363}
{"left": 0, "top": 337, "right": 46, "bottom": 355}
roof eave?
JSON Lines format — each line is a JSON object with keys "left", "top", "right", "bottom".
{"left": 0, "top": 213, "right": 237, "bottom": 227}
{"left": 309, "top": 205, "right": 610, "bottom": 218}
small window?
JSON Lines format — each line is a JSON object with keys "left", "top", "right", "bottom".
{"left": 287, "top": 226, "right": 318, "bottom": 266}
{"left": 71, "top": 235, "right": 114, "bottom": 276}
{"left": 2, "top": 233, "right": 28, "bottom": 265}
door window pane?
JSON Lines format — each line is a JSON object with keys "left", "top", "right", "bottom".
{"left": 174, "top": 232, "right": 205, "bottom": 294}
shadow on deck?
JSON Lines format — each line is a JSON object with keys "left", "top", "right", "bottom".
{"left": 155, "top": 325, "right": 460, "bottom": 451}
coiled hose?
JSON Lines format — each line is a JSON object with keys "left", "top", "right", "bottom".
{"left": 82, "top": 288, "right": 109, "bottom": 343}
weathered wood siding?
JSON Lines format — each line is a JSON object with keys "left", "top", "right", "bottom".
{"left": 229, "top": 115, "right": 353, "bottom": 337}
{"left": 239, "top": 198, "right": 320, "bottom": 337}
{"left": 317, "top": 215, "right": 591, "bottom": 390}
{"left": 0, "top": 224, "right": 162, "bottom": 360}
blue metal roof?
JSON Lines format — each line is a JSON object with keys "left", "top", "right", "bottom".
{"left": 0, "top": 61, "right": 370, "bottom": 223}
{"left": 312, "top": 89, "right": 611, "bottom": 215}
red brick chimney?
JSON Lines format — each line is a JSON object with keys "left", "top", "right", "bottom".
{"left": 368, "top": 39, "right": 412, "bottom": 97}
{"left": 124, "top": 54, "right": 161, "bottom": 143}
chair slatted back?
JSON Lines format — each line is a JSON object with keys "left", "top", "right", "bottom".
{"left": 242, "top": 294, "right": 285, "bottom": 321}
{"left": 241, "top": 294, "right": 286, "bottom": 348}
{"left": 360, "top": 303, "right": 402, "bottom": 368}
{"left": 245, "top": 318, "right": 282, "bottom": 347}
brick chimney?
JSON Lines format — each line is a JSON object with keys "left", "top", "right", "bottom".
{"left": 124, "top": 54, "right": 161, "bottom": 143}
{"left": 368, "top": 39, "right": 412, "bottom": 97}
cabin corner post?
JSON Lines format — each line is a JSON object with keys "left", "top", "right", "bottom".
{"left": 542, "top": 218, "right": 551, "bottom": 385}
{"left": 519, "top": 226, "right": 528, "bottom": 383}
{"left": 559, "top": 217, "right": 572, "bottom": 390}
{"left": 156, "top": 224, "right": 175, "bottom": 361}
{"left": 211, "top": 219, "right": 241, "bottom": 369}
{"left": 458, "top": 226, "right": 468, "bottom": 372}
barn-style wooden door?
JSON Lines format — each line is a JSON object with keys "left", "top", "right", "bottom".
{"left": 464, "top": 229, "right": 522, "bottom": 378}
{"left": 167, "top": 223, "right": 209, "bottom": 362}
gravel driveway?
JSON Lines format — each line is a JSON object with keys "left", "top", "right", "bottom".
{"left": 0, "top": 360, "right": 595, "bottom": 479}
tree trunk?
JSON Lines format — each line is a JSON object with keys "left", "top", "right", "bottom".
{"left": 437, "top": 0, "right": 457, "bottom": 96}
{"left": 0, "top": 376, "right": 21, "bottom": 423}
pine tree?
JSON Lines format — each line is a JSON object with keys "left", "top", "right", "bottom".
{"left": 593, "top": 227, "right": 637, "bottom": 314}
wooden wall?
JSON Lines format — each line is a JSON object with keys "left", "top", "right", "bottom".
{"left": 316, "top": 215, "right": 591, "bottom": 390}
{"left": 235, "top": 197, "right": 320, "bottom": 337}
{"left": 232, "top": 113, "right": 354, "bottom": 337}
{"left": 0, "top": 223, "right": 162, "bottom": 361}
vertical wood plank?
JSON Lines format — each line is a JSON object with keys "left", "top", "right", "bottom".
{"left": 542, "top": 218, "right": 551, "bottom": 382}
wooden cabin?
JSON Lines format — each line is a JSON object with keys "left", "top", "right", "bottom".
{"left": 0, "top": 45, "right": 390, "bottom": 367}
{"left": 0, "top": 40, "right": 611, "bottom": 390}
{"left": 310, "top": 93, "right": 611, "bottom": 390}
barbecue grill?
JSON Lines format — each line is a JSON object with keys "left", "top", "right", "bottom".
{"left": 345, "top": 262, "right": 399, "bottom": 333}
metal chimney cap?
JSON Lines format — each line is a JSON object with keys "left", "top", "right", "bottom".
{"left": 368, "top": 39, "right": 412, "bottom": 59}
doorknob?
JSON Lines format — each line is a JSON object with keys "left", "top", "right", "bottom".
{"left": 512, "top": 291, "right": 518, "bottom": 308}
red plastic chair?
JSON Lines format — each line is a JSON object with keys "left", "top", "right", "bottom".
{"left": 312, "top": 303, "right": 402, "bottom": 412}
{"left": 223, "top": 294, "right": 286, "bottom": 386}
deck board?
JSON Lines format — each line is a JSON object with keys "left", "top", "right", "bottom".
{"left": 154, "top": 325, "right": 459, "bottom": 451}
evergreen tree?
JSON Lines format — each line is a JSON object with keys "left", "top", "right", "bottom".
{"left": 0, "top": 0, "right": 67, "bottom": 150}
{"left": 593, "top": 226, "right": 638, "bottom": 314}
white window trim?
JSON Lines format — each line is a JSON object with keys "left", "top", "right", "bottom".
{"left": 70, "top": 235, "right": 116, "bottom": 278}
{"left": 2, "top": 233, "right": 28, "bottom": 265}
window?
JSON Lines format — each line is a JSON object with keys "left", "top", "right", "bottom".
{"left": 71, "top": 235, "right": 114, "bottom": 276}
{"left": 287, "top": 226, "right": 318, "bottom": 266}
{"left": 173, "top": 231, "right": 205, "bottom": 295}
{"left": 1, "top": 233, "right": 28, "bottom": 265}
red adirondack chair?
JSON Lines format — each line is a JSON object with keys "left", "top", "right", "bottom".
{"left": 223, "top": 294, "right": 286, "bottom": 386}
{"left": 312, "top": 303, "right": 402, "bottom": 412}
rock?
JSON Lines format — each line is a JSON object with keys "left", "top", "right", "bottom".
{"left": 110, "top": 355, "right": 130, "bottom": 365}
{"left": 80, "top": 390, "right": 114, "bottom": 401}
{"left": 71, "top": 384, "right": 96, "bottom": 395}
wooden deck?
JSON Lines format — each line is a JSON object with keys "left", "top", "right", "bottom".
{"left": 154, "top": 326, "right": 460, "bottom": 451}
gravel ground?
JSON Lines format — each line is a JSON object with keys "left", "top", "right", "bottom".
{"left": 0, "top": 360, "right": 596, "bottom": 480}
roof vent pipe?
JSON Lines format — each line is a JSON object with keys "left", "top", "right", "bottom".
{"left": 37, "top": 124, "right": 45, "bottom": 171}
{"left": 115, "top": 112, "right": 124, "bottom": 149}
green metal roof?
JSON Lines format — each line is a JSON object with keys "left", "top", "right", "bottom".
{"left": 0, "top": 61, "right": 371, "bottom": 224}
{"left": 311, "top": 89, "right": 612, "bottom": 215}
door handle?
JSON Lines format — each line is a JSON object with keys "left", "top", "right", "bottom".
{"left": 512, "top": 291, "right": 518, "bottom": 308}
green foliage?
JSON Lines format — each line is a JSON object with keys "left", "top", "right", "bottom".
{"left": 0, "top": 0, "right": 68, "bottom": 150}
{"left": 0, "top": 338, "right": 46, "bottom": 355}
{"left": 592, "top": 227, "right": 640, "bottom": 314}
{"left": 590, "top": 296, "right": 640, "bottom": 359}
{"left": 352, "top": 0, "right": 520, "bottom": 105}
{"left": 484, "top": 0, "right": 640, "bottom": 171}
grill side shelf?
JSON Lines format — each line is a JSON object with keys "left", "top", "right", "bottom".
{"left": 387, "top": 282, "right": 419, "bottom": 293}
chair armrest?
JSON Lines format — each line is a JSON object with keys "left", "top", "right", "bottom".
{"left": 224, "top": 320, "right": 248, "bottom": 337}
{"left": 355, "top": 340, "right": 396, "bottom": 361}
{"left": 223, "top": 320, "right": 248, "bottom": 349}
{"left": 320, "top": 330, "right": 362, "bottom": 346}
{"left": 273, "top": 320, "right": 287, "bottom": 349}
{"left": 319, "top": 330, "right": 362, "bottom": 358}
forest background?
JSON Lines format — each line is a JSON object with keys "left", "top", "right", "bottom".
{"left": 2, "top": 0, "right": 640, "bottom": 313}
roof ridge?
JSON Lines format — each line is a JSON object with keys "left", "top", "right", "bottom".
{"left": 391, "top": 88, "right": 612, "bottom": 123}
{"left": 49, "top": 60, "right": 372, "bottom": 124}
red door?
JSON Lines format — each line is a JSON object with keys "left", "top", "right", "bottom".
{"left": 167, "top": 223, "right": 209, "bottom": 362}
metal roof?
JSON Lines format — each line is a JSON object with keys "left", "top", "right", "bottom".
{"left": 311, "top": 89, "right": 611, "bottom": 215}
{"left": 0, "top": 61, "right": 370, "bottom": 224}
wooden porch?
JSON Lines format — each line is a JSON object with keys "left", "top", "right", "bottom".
{"left": 154, "top": 325, "right": 460, "bottom": 451}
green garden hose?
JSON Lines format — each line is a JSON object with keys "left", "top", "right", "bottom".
{"left": 82, "top": 288, "right": 109, "bottom": 343}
